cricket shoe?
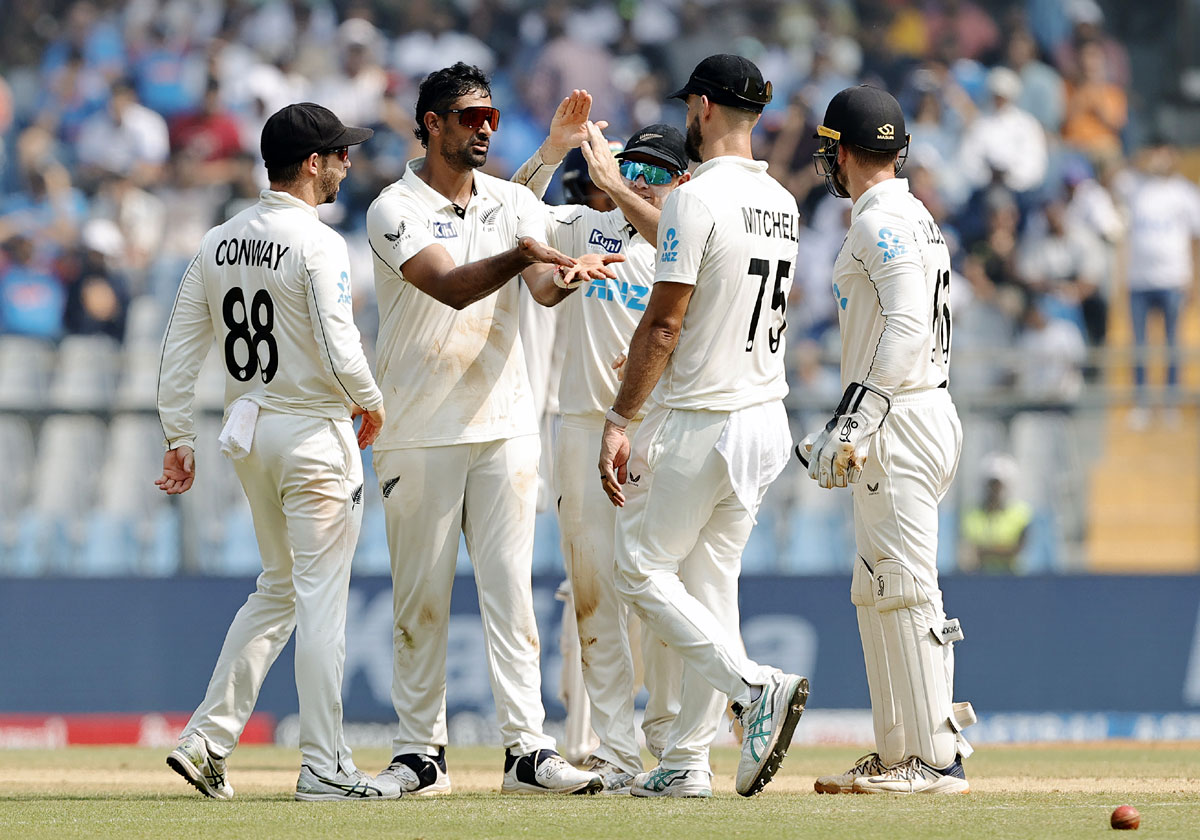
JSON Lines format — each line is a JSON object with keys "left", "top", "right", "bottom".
{"left": 583, "top": 756, "right": 635, "bottom": 794}
{"left": 814, "top": 752, "right": 888, "bottom": 794}
{"left": 378, "top": 747, "right": 451, "bottom": 795}
{"left": 630, "top": 766, "right": 712, "bottom": 798}
{"left": 501, "top": 748, "right": 602, "bottom": 794}
{"left": 295, "top": 765, "right": 403, "bottom": 801}
{"left": 731, "top": 671, "right": 809, "bottom": 796}
{"left": 166, "top": 732, "right": 233, "bottom": 800}
{"left": 852, "top": 754, "right": 969, "bottom": 794}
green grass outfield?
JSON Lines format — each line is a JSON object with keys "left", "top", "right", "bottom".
{"left": 2, "top": 743, "right": 1198, "bottom": 839}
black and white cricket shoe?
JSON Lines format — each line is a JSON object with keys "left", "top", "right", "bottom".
{"left": 166, "top": 732, "right": 233, "bottom": 800}
{"left": 852, "top": 754, "right": 969, "bottom": 794}
{"left": 378, "top": 747, "right": 451, "bottom": 795}
{"left": 294, "top": 765, "right": 403, "bottom": 801}
{"left": 501, "top": 748, "right": 603, "bottom": 794}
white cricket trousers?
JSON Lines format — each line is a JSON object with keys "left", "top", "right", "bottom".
{"left": 851, "top": 388, "right": 970, "bottom": 768}
{"left": 185, "top": 412, "right": 361, "bottom": 776}
{"left": 555, "top": 414, "right": 681, "bottom": 775}
{"left": 614, "top": 406, "right": 773, "bottom": 772}
{"left": 374, "top": 435, "right": 556, "bottom": 757}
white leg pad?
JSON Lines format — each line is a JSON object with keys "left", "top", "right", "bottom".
{"left": 857, "top": 558, "right": 973, "bottom": 768}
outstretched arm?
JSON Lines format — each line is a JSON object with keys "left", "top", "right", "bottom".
{"left": 512, "top": 89, "right": 610, "bottom": 198}
{"left": 580, "top": 121, "right": 661, "bottom": 243}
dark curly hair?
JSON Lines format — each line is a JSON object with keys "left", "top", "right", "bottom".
{"left": 413, "top": 62, "right": 492, "bottom": 148}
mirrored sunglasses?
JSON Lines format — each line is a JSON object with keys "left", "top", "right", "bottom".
{"left": 321, "top": 146, "right": 350, "bottom": 162}
{"left": 436, "top": 106, "right": 501, "bottom": 131}
{"left": 619, "top": 160, "right": 676, "bottom": 186}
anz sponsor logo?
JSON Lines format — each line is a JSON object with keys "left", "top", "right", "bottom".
{"left": 833, "top": 282, "right": 848, "bottom": 310}
{"left": 432, "top": 221, "right": 458, "bottom": 239}
{"left": 877, "top": 227, "right": 907, "bottom": 263}
{"left": 337, "top": 271, "right": 353, "bottom": 305}
{"left": 586, "top": 278, "right": 648, "bottom": 311}
{"left": 588, "top": 228, "right": 623, "bottom": 254}
{"left": 660, "top": 228, "right": 680, "bottom": 263}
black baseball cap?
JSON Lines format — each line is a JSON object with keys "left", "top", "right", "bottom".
{"left": 669, "top": 54, "right": 772, "bottom": 113}
{"left": 816, "top": 86, "right": 908, "bottom": 152}
{"left": 260, "top": 102, "right": 374, "bottom": 168}
{"left": 615, "top": 124, "right": 688, "bottom": 172}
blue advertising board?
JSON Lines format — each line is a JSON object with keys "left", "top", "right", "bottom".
{"left": 2, "top": 575, "right": 1199, "bottom": 740}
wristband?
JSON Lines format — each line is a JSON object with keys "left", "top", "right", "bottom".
{"left": 605, "top": 407, "right": 631, "bottom": 428}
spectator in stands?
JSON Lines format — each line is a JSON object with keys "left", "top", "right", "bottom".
{"left": 1114, "top": 136, "right": 1200, "bottom": 429}
{"left": 1061, "top": 39, "right": 1127, "bottom": 162}
{"left": 958, "top": 67, "right": 1048, "bottom": 199}
{"left": 130, "top": 21, "right": 205, "bottom": 119}
{"left": 307, "top": 18, "right": 389, "bottom": 130}
{"left": 1017, "top": 197, "right": 1107, "bottom": 347}
{"left": 1006, "top": 26, "right": 1064, "bottom": 134}
{"left": 62, "top": 218, "right": 129, "bottom": 341}
{"left": 90, "top": 173, "right": 166, "bottom": 289}
{"left": 75, "top": 78, "right": 171, "bottom": 189}
{"left": 0, "top": 161, "right": 90, "bottom": 258}
{"left": 170, "top": 78, "right": 245, "bottom": 186}
{"left": 36, "top": 47, "right": 109, "bottom": 145}
{"left": 960, "top": 453, "right": 1032, "bottom": 574}
{"left": 0, "top": 235, "right": 65, "bottom": 341}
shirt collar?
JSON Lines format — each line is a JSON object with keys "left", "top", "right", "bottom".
{"left": 259, "top": 188, "right": 319, "bottom": 218}
{"left": 402, "top": 157, "right": 482, "bottom": 214}
{"left": 691, "top": 155, "right": 769, "bottom": 179}
{"left": 851, "top": 178, "right": 909, "bottom": 224}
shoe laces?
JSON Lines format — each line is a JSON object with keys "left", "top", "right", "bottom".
{"left": 850, "top": 753, "right": 886, "bottom": 776}
{"left": 884, "top": 756, "right": 930, "bottom": 781}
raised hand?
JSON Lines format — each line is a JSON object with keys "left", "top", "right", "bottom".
{"left": 545, "top": 90, "right": 609, "bottom": 163}
{"left": 579, "top": 120, "right": 623, "bottom": 193}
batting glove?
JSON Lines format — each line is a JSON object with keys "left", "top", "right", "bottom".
{"left": 802, "top": 382, "right": 891, "bottom": 489}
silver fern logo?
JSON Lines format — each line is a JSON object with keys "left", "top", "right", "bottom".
{"left": 480, "top": 206, "right": 501, "bottom": 228}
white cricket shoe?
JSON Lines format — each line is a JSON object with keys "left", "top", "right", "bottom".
{"left": 630, "top": 766, "right": 712, "bottom": 799}
{"left": 814, "top": 752, "right": 888, "bottom": 794}
{"left": 166, "top": 732, "right": 233, "bottom": 800}
{"left": 852, "top": 754, "right": 970, "bottom": 794}
{"left": 378, "top": 748, "right": 451, "bottom": 795}
{"left": 501, "top": 748, "right": 603, "bottom": 794}
{"left": 583, "top": 756, "right": 635, "bottom": 794}
{"left": 731, "top": 672, "right": 809, "bottom": 797}
{"left": 295, "top": 765, "right": 403, "bottom": 801}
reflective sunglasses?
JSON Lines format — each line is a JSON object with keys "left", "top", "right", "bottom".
{"left": 321, "top": 146, "right": 350, "bottom": 162}
{"left": 619, "top": 160, "right": 677, "bottom": 186}
{"left": 436, "top": 106, "right": 501, "bottom": 131}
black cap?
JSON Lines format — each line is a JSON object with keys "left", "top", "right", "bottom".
{"left": 260, "top": 102, "right": 374, "bottom": 168}
{"left": 816, "top": 86, "right": 908, "bottom": 152}
{"left": 668, "top": 54, "right": 772, "bottom": 113}
{"left": 615, "top": 124, "right": 688, "bottom": 173}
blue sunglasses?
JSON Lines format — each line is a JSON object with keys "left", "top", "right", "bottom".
{"left": 619, "top": 160, "right": 678, "bottom": 186}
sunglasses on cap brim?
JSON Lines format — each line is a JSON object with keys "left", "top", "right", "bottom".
{"left": 693, "top": 75, "right": 773, "bottom": 106}
{"left": 435, "top": 106, "right": 501, "bottom": 131}
{"left": 619, "top": 160, "right": 678, "bottom": 186}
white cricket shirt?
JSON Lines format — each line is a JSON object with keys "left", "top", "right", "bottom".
{"left": 158, "top": 189, "right": 383, "bottom": 450}
{"left": 832, "top": 178, "right": 952, "bottom": 395}
{"left": 366, "top": 159, "right": 544, "bottom": 449}
{"left": 651, "top": 156, "right": 799, "bottom": 411}
{"left": 544, "top": 205, "right": 655, "bottom": 417}
{"left": 1117, "top": 173, "right": 1200, "bottom": 291}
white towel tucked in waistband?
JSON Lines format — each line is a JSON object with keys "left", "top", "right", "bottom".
{"left": 715, "top": 400, "right": 792, "bottom": 521}
{"left": 218, "top": 398, "right": 260, "bottom": 460}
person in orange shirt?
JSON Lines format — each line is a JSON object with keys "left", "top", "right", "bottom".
{"left": 1061, "top": 39, "right": 1126, "bottom": 161}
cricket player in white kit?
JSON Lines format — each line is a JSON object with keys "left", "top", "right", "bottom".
{"left": 365, "top": 64, "right": 618, "bottom": 796}
{"left": 597, "top": 55, "right": 809, "bottom": 799}
{"left": 158, "top": 103, "right": 402, "bottom": 801}
{"left": 800, "top": 86, "right": 975, "bottom": 795}
{"left": 512, "top": 117, "right": 693, "bottom": 792}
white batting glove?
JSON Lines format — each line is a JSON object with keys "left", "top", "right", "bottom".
{"left": 804, "top": 382, "right": 891, "bottom": 489}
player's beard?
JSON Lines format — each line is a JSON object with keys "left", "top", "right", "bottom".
{"left": 317, "top": 161, "right": 342, "bottom": 204}
{"left": 685, "top": 114, "right": 703, "bottom": 163}
{"left": 442, "top": 133, "right": 488, "bottom": 170}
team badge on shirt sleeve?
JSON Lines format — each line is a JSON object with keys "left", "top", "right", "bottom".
{"left": 876, "top": 228, "right": 907, "bottom": 263}
{"left": 660, "top": 228, "right": 680, "bottom": 263}
{"left": 337, "top": 271, "right": 352, "bottom": 305}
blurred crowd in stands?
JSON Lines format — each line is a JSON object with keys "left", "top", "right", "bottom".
{"left": 1, "top": 0, "right": 1197, "bottom": 576}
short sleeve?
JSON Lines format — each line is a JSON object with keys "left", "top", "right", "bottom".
{"left": 653, "top": 188, "right": 714, "bottom": 286}
{"left": 367, "top": 192, "right": 439, "bottom": 276}
{"left": 513, "top": 182, "right": 550, "bottom": 245}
